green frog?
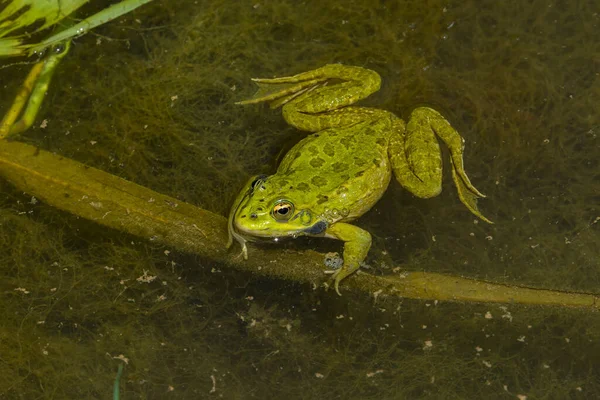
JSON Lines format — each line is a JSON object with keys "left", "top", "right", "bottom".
{"left": 228, "top": 64, "right": 492, "bottom": 295}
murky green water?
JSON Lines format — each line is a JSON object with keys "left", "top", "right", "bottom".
{"left": 0, "top": 0, "right": 598, "bottom": 398}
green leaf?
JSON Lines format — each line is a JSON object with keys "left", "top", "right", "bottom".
{"left": 0, "top": 0, "right": 153, "bottom": 57}
{"left": 29, "top": 0, "right": 154, "bottom": 55}
{"left": 0, "top": 0, "right": 88, "bottom": 38}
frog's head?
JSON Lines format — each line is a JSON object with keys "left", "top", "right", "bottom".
{"left": 227, "top": 175, "right": 327, "bottom": 259}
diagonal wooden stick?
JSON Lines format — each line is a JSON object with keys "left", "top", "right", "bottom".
{"left": 0, "top": 138, "right": 597, "bottom": 309}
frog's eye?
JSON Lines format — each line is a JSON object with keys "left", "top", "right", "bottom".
{"left": 271, "top": 200, "right": 294, "bottom": 221}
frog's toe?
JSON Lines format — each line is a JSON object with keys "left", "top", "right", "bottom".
{"left": 450, "top": 163, "right": 493, "bottom": 223}
{"left": 236, "top": 78, "right": 324, "bottom": 107}
{"left": 324, "top": 269, "right": 344, "bottom": 296}
{"left": 333, "top": 278, "right": 343, "bottom": 296}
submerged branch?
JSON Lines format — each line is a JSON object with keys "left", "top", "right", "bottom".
{"left": 0, "top": 139, "right": 597, "bottom": 309}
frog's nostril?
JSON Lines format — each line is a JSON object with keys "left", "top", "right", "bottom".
{"left": 250, "top": 213, "right": 258, "bottom": 219}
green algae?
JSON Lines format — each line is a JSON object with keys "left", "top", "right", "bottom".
{"left": 0, "top": 0, "right": 598, "bottom": 398}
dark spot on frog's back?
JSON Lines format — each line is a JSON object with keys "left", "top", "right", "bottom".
{"left": 296, "top": 182, "right": 310, "bottom": 192}
{"left": 340, "top": 136, "right": 354, "bottom": 149}
{"left": 311, "top": 176, "right": 328, "bottom": 187}
{"left": 307, "top": 145, "right": 320, "bottom": 155}
{"left": 317, "top": 194, "right": 329, "bottom": 204}
{"left": 331, "top": 162, "right": 348, "bottom": 173}
{"left": 353, "top": 156, "right": 367, "bottom": 167}
{"left": 309, "top": 157, "right": 325, "bottom": 168}
{"left": 323, "top": 143, "right": 336, "bottom": 157}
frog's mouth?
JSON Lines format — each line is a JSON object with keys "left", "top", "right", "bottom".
{"left": 232, "top": 222, "right": 304, "bottom": 241}
{"left": 233, "top": 219, "right": 328, "bottom": 241}
{"left": 228, "top": 210, "right": 328, "bottom": 261}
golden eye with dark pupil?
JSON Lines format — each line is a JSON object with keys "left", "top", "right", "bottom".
{"left": 271, "top": 201, "right": 294, "bottom": 221}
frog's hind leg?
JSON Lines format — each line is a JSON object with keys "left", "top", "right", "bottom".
{"left": 236, "top": 77, "right": 325, "bottom": 109}
{"left": 237, "top": 64, "right": 382, "bottom": 131}
{"left": 412, "top": 107, "right": 492, "bottom": 223}
{"left": 388, "top": 115, "right": 443, "bottom": 199}
{"left": 390, "top": 108, "right": 493, "bottom": 223}
{"left": 238, "top": 64, "right": 380, "bottom": 108}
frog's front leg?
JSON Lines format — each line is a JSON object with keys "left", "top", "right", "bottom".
{"left": 324, "top": 222, "right": 372, "bottom": 296}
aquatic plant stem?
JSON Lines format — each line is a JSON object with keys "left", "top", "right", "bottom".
{"left": 0, "top": 138, "right": 597, "bottom": 309}
{"left": 113, "top": 364, "right": 124, "bottom": 400}
{"left": 0, "top": 41, "right": 71, "bottom": 138}
{"left": 0, "top": 62, "right": 43, "bottom": 137}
